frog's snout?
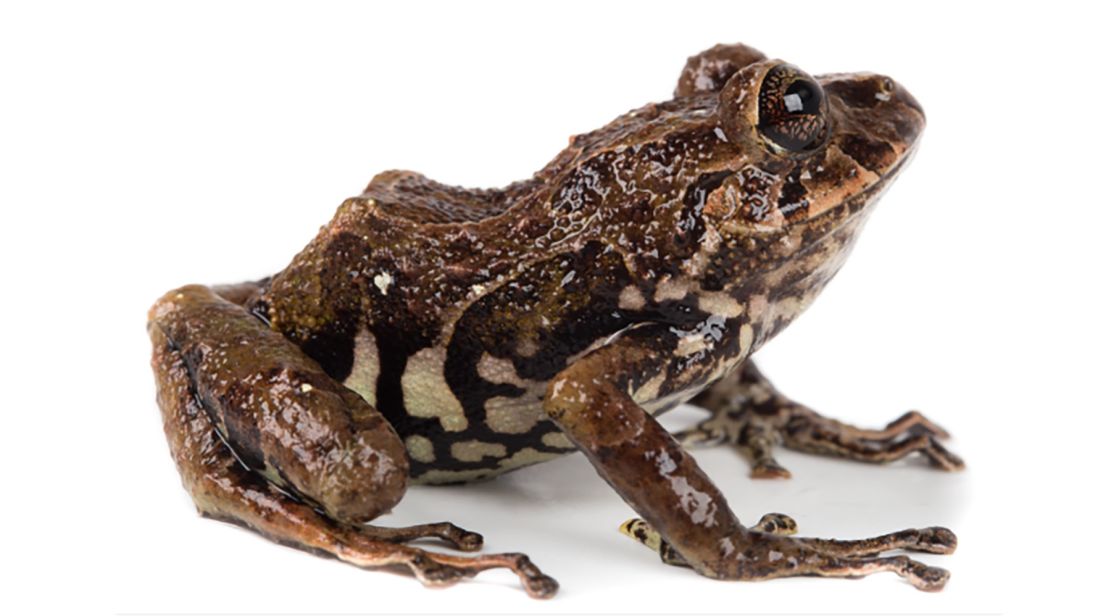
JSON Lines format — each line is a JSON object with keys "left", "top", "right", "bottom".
{"left": 893, "top": 80, "right": 925, "bottom": 122}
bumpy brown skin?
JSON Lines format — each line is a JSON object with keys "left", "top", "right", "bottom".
{"left": 148, "top": 43, "right": 958, "bottom": 597}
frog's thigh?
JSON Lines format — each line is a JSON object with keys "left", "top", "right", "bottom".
{"left": 149, "top": 285, "right": 408, "bottom": 522}
{"left": 543, "top": 326, "right": 955, "bottom": 590}
{"left": 148, "top": 286, "right": 557, "bottom": 598}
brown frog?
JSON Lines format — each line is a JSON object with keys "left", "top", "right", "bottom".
{"left": 148, "top": 42, "right": 963, "bottom": 598}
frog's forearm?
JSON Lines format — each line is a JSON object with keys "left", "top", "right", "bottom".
{"left": 544, "top": 324, "right": 750, "bottom": 575}
{"left": 545, "top": 327, "right": 954, "bottom": 589}
{"left": 148, "top": 284, "right": 408, "bottom": 522}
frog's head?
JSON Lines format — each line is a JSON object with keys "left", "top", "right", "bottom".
{"left": 674, "top": 45, "right": 926, "bottom": 288}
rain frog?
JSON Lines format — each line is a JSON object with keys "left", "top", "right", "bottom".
{"left": 148, "top": 42, "right": 961, "bottom": 598}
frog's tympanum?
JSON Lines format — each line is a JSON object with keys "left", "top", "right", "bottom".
{"left": 149, "top": 43, "right": 962, "bottom": 598}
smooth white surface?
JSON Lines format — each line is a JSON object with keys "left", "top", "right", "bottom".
{"left": 2, "top": 1, "right": 1107, "bottom": 614}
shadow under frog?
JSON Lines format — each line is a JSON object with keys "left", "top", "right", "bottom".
{"left": 148, "top": 42, "right": 961, "bottom": 598}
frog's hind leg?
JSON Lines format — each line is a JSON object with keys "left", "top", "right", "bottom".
{"left": 675, "top": 361, "right": 964, "bottom": 478}
{"left": 148, "top": 285, "right": 557, "bottom": 598}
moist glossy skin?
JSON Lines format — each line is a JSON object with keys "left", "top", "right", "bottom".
{"left": 148, "top": 43, "right": 960, "bottom": 597}
{"left": 256, "top": 49, "right": 922, "bottom": 484}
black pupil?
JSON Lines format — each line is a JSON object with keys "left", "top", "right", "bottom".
{"left": 783, "top": 80, "right": 821, "bottom": 115}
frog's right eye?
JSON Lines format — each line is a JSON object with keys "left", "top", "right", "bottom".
{"left": 757, "top": 64, "right": 829, "bottom": 153}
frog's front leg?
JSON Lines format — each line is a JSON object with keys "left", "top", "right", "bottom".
{"left": 543, "top": 325, "right": 954, "bottom": 590}
{"left": 675, "top": 361, "right": 965, "bottom": 478}
{"left": 148, "top": 285, "right": 557, "bottom": 598}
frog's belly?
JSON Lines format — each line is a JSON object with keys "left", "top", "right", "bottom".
{"left": 402, "top": 385, "right": 707, "bottom": 486}
{"left": 340, "top": 330, "right": 711, "bottom": 485}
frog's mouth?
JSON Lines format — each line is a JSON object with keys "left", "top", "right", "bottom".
{"left": 777, "top": 139, "right": 920, "bottom": 256}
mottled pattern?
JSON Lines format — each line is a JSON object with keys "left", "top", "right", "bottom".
{"left": 676, "top": 362, "right": 964, "bottom": 479}
{"left": 148, "top": 43, "right": 956, "bottom": 597}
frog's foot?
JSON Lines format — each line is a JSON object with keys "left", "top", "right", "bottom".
{"left": 620, "top": 517, "right": 955, "bottom": 591}
{"left": 149, "top": 286, "right": 557, "bottom": 599}
{"left": 676, "top": 361, "right": 964, "bottom": 478}
{"left": 354, "top": 521, "right": 484, "bottom": 551}
{"left": 621, "top": 513, "right": 798, "bottom": 566}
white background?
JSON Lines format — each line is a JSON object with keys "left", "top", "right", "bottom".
{"left": 2, "top": 1, "right": 1107, "bottom": 614}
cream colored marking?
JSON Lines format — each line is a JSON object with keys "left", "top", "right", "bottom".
{"left": 697, "top": 291, "right": 744, "bottom": 318}
{"left": 450, "top": 440, "right": 507, "bottom": 462}
{"left": 747, "top": 294, "right": 769, "bottom": 321}
{"left": 477, "top": 353, "right": 549, "bottom": 433}
{"left": 259, "top": 461, "right": 288, "bottom": 487}
{"left": 299, "top": 383, "right": 314, "bottom": 393}
{"left": 401, "top": 347, "right": 468, "bottom": 432}
{"left": 405, "top": 435, "right": 436, "bottom": 463}
{"left": 618, "top": 285, "right": 646, "bottom": 310}
{"left": 476, "top": 353, "right": 527, "bottom": 386}
{"left": 343, "top": 329, "right": 381, "bottom": 407}
{"left": 485, "top": 395, "right": 547, "bottom": 434}
{"left": 737, "top": 323, "right": 755, "bottom": 357}
{"left": 767, "top": 296, "right": 804, "bottom": 324}
{"left": 675, "top": 332, "right": 710, "bottom": 357}
{"left": 632, "top": 371, "right": 668, "bottom": 405}
{"left": 515, "top": 337, "right": 539, "bottom": 358}
{"left": 681, "top": 225, "right": 723, "bottom": 277}
{"left": 373, "top": 272, "right": 393, "bottom": 295}
{"left": 542, "top": 431, "right": 576, "bottom": 449}
{"left": 804, "top": 146, "right": 881, "bottom": 219}
{"left": 653, "top": 276, "right": 689, "bottom": 303}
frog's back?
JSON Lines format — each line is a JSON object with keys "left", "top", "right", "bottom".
{"left": 360, "top": 170, "right": 546, "bottom": 225}
{"left": 256, "top": 175, "right": 627, "bottom": 483}
{"left": 259, "top": 94, "right": 742, "bottom": 483}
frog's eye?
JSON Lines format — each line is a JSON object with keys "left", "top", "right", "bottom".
{"left": 757, "top": 65, "right": 828, "bottom": 153}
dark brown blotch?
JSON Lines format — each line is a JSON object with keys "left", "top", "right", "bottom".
{"left": 837, "top": 134, "right": 896, "bottom": 174}
{"left": 824, "top": 79, "right": 884, "bottom": 109}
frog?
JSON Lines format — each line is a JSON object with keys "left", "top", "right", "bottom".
{"left": 148, "top": 42, "right": 963, "bottom": 599}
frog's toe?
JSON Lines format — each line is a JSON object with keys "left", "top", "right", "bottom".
{"left": 751, "top": 513, "right": 798, "bottom": 535}
{"left": 808, "top": 553, "right": 951, "bottom": 591}
{"left": 406, "top": 554, "right": 472, "bottom": 587}
{"left": 888, "top": 410, "right": 952, "bottom": 439}
{"left": 920, "top": 439, "right": 966, "bottom": 471}
{"left": 721, "top": 533, "right": 954, "bottom": 591}
{"left": 354, "top": 521, "right": 484, "bottom": 552}
{"left": 917, "top": 565, "right": 952, "bottom": 591}
{"left": 417, "top": 551, "right": 558, "bottom": 599}
{"left": 522, "top": 570, "right": 560, "bottom": 599}
{"left": 684, "top": 362, "right": 965, "bottom": 476}
{"left": 750, "top": 457, "right": 793, "bottom": 479}
{"left": 620, "top": 514, "right": 800, "bottom": 567}
{"left": 913, "top": 526, "right": 958, "bottom": 554}
{"left": 453, "top": 529, "right": 484, "bottom": 551}
{"left": 896, "top": 556, "right": 951, "bottom": 591}
{"left": 416, "top": 522, "right": 483, "bottom": 551}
